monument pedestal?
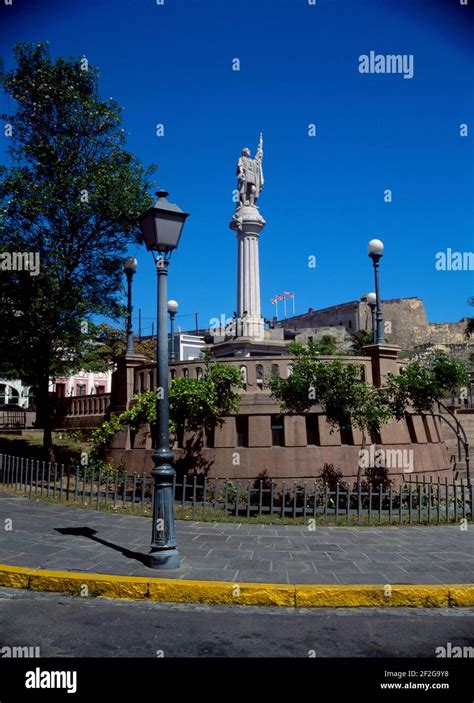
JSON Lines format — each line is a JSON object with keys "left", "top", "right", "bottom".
{"left": 230, "top": 204, "right": 265, "bottom": 342}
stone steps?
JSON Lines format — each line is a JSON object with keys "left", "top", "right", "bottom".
{"left": 440, "top": 413, "right": 471, "bottom": 481}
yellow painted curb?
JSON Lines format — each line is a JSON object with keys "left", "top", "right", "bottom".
{"left": 449, "top": 585, "right": 474, "bottom": 607}
{"left": 0, "top": 564, "right": 32, "bottom": 589}
{"left": 0, "top": 564, "right": 472, "bottom": 607}
{"left": 147, "top": 579, "right": 295, "bottom": 606}
{"left": 295, "top": 584, "right": 451, "bottom": 608}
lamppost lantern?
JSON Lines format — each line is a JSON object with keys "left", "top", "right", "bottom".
{"left": 123, "top": 256, "right": 138, "bottom": 273}
{"left": 367, "top": 239, "right": 385, "bottom": 344}
{"left": 139, "top": 189, "right": 189, "bottom": 570}
{"left": 368, "top": 238, "right": 384, "bottom": 260}
{"left": 167, "top": 300, "right": 179, "bottom": 362}
{"left": 167, "top": 299, "right": 178, "bottom": 315}
{"left": 367, "top": 292, "right": 377, "bottom": 306}
{"left": 139, "top": 190, "right": 189, "bottom": 254}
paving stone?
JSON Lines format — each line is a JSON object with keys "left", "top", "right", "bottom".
{"left": 272, "top": 561, "right": 316, "bottom": 573}
{"left": 314, "top": 563, "right": 362, "bottom": 573}
{"left": 234, "top": 570, "right": 289, "bottom": 583}
{"left": 0, "top": 493, "right": 472, "bottom": 585}
{"left": 294, "top": 573, "right": 340, "bottom": 584}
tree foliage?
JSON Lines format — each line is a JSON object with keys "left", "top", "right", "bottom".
{"left": 90, "top": 361, "right": 243, "bottom": 459}
{"left": 386, "top": 351, "right": 469, "bottom": 419}
{"left": 351, "top": 329, "right": 373, "bottom": 353}
{"left": 0, "top": 42, "right": 156, "bottom": 457}
{"left": 269, "top": 347, "right": 467, "bottom": 436}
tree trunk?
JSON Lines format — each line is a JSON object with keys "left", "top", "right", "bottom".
{"left": 356, "top": 428, "right": 366, "bottom": 484}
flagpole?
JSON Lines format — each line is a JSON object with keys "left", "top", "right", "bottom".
{"left": 292, "top": 294, "right": 295, "bottom": 315}
{"left": 283, "top": 296, "right": 287, "bottom": 318}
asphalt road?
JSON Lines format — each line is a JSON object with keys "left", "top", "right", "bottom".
{"left": 0, "top": 587, "right": 473, "bottom": 658}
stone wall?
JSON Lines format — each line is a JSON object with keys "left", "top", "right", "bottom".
{"left": 279, "top": 297, "right": 470, "bottom": 352}
{"left": 106, "top": 355, "right": 451, "bottom": 485}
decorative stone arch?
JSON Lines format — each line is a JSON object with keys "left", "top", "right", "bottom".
{"left": 239, "top": 365, "right": 248, "bottom": 387}
{"left": 0, "top": 379, "right": 25, "bottom": 406}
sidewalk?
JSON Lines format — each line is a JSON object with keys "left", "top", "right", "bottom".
{"left": 0, "top": 492, "right": 472, "bottom": 585}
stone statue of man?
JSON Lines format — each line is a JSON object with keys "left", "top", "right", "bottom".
{"left": 236, "top": 133, "right": 264, "bottom": 207}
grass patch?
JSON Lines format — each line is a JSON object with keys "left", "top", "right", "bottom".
{"left": 0, "top": 430, "right": 91, "bottom": 465}
{"left": 1, "top": 486, "right": 471, "bottom": 527}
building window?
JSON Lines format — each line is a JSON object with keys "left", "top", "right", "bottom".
{"left": 287, "top": 364, "right": 293, "bottom": 377}
{"left": 236, "top": 415, "right": 249, "bottom": 447}
{"left": 339, "top": 420, "right": 353, "bottom": 445}
{"left": 271, "top": 364, "right": 279, "bottom": 378}
{"left": 348, "top": 320, "right": 352, "bottom": 329}
{"left": 205, "top": 427, "right": 215, "bottom": 448}
{"left": 176, "top": 426, "right": 184, "bottom": 448}
{"left": 370, "top": 427, "right": 383, "bottom": 445}
{"left": 405, "top": 415, "right": 417, "bottom": 443}
{"left": 360, "top": 365, "right": 366, "bottom": 382}
{"left": 28, "top": 387, "right": 36, "bottom": 408}
{"left": 0, "top": 385, "right": 19, "bottom": 405}
{"left": 170, "top": 369, "right": 176, "bottom": 381}
{"left": 271, "top": 415, "right": 285, "bottom": 446}
{"left": 256, "top": 364, "right": 264, "bottom": 388}
{"left": 196, "top": 367, "right": 203, "bottom": 380}
{"left": 76, "top": 384, "right": 86, "bottom": 396}
{"left": 239, "top": 365, "right": 248, "bottom": 387}
{"left": 183, "top": 368, "right": 189, "bottom": 378}
{"left": 305, "top": 415, "right": 318, "bottom": 445}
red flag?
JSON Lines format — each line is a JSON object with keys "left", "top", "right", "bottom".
{"left": 284, "top": 291, "right": 294, "bottom": 297}
{"left": 276, "top": 294, "right": 284, "bottom": 300}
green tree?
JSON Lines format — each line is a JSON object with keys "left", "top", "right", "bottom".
{"left": 314, "top": 334, "right": 337, "bottom": 355}
{"left": 351, "top": 329, "right": 373, "bottom": 353}
{"left": 79, "top": 323, "right": 158, "bottom": 370}
{"left": 386, "top": 351, "right": 469, "bottom": 417}
{"left": 268, "top": 342, "right": 394, "bottom": 480}
{"left": 0, "top": 42, "right": 156, "bottom": 459}
{"left": 79, "top": 323, "right": 125, "bottom": 373}
{"left": 90, "top": 360, "right": 243, "bottom": 460}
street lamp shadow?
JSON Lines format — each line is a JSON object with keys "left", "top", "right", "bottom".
{"left": 55, "top": 526, "right": 151, "bottom": 567}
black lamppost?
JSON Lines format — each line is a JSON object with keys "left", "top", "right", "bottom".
{"left": 368, "top": 239, "right": 385, "bottom": 344}
{"left": 123, "top": 257, "right": 138, "bottom": 355}
{"left": 139, "top": 189, "right": 189, "bottom": 569}
{"left": 366, "top": 291, "right": 377, "bottom": 343}
{"left": 167, "top": 300, "right": 178, "bottom": 362}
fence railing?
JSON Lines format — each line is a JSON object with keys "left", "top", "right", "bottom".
{"left": 55, "top": 393, "right": 111, "bottom": 418}
{"left": 0, "top": 411, "right": 26, "bottom": 430}
{"left": 0, "top": 453, "right": 472, "bottom": 525}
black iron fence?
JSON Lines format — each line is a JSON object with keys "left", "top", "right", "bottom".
{"left": 0, "top": 453, "right": 472, "bottom": 525}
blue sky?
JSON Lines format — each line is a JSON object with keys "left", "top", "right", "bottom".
{"left": 1, "top": 0, "right": 473, "bottom": 336}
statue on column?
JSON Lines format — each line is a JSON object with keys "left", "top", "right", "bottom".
{"left": 236, "top": 133, "right": 264, "bottom": 207}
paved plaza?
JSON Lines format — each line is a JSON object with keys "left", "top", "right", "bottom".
{"left": 0, "top": 492, "right": 472, "bottom": 584}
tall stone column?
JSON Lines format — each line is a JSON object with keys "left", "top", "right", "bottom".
{"left": 230, "top": 204, "right": 265, "bottom": 340}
